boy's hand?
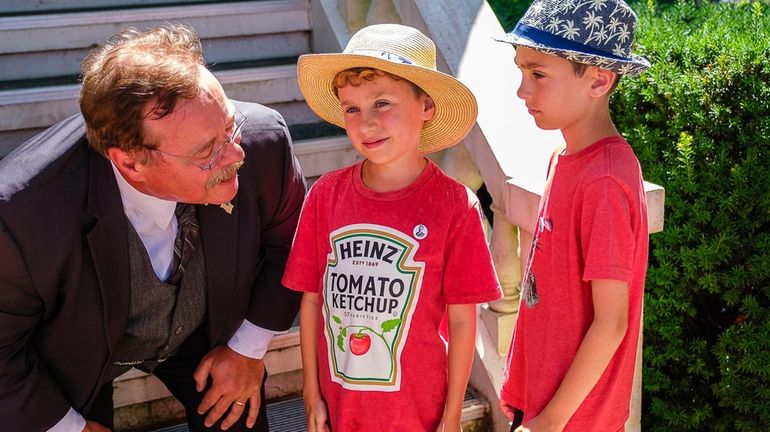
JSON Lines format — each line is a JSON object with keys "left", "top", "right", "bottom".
{"left": 435, "top": 414, "right": 463, "bottom": 432}
{"left": 499, "top": 399, "right": 516, "bottom": 420}
{"left": 304, "top": 396, "right": 330, "bottom": 432}
{"left": 514, "top": 413, "right": 562, "bottom": 432}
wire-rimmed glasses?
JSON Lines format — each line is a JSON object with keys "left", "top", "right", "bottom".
{"left": 155, "top": 111, "right": 248, "bottom": 171}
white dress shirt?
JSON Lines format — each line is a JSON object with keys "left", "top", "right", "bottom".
{"left": 49, "top": 164, "right": 282, "bottom": 431}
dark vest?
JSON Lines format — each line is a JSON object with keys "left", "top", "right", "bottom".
{"left": 107, "top": 222, "right": 207, "bottom": 380}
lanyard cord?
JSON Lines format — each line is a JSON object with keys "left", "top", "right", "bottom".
{"left": 521, "top": 153, "right": 558, "bottom": 308}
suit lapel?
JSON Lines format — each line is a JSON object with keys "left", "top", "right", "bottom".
{"left": 199, "top": 197, "right": 239, "bottom": 344}
{"left": 83, "top": 147, "right": 241, "bottom": 347}
{"left": 85, "top": 152, "right": 130, "bottom": 353}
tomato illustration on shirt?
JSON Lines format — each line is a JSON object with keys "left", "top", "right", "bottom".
{"left": 349, "top": 331, "right": 371, "bottom": 355}
{"left": 333, "top": 315, "right": 402, "bottom": 360}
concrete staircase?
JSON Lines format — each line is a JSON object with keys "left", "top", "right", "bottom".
{"left": 0, "top": 0, "right": 361, "bottom": 178}
{"left": 1, "top": 1, "right": 493, "bottom": 430}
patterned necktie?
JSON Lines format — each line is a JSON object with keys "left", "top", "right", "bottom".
{"left": 169, "top": 203, "right": 200, "bottom": 285}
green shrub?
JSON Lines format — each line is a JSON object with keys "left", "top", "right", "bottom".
{"left": 488, "top": 0, "right": 686, "bottom": 31}
{"left": 487, "top": 0, "right": 530, "bottom": 30}
{"left": 611, "top": 1, "right": 770, "bottom": 430}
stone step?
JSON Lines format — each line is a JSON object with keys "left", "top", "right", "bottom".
{"left": 0, "top": 63, "right": 308, "bottom": 130}
{"left": 0, "top": 62, "right": 327, "bottom": 155}
{"left": 0, "top": 130, "right": 353, "bottom": 185}
{"left": 0, "top": 0, "right": 310, "bottom": 82}
{"left": 115, "top": 329, "right": 491, "bottom": 431}
{"left": 1, "top": 0, "right": 217, "bottom": 16}
{"left": 140, "top": 392, "right": 490, "bottom": 432}
{"left": 113, "top": 330, "right": 303, "bottom": 431}
{"left": 292, "top": 135, "right": 360, "bottom": 179}
{"left": 259, "top": 390, "right": 491, "bottom": 432}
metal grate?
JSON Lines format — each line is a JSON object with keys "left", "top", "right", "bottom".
{"left": 266, "top": 398, "right": 308, "bottom": 432}
{"left": 150, "top": 424, "right": 189, "bottom": 432}
{"left": 149, "top": 397, "right": 308, "bottom": 432}
{"left": 151, "top": 390, "right": 484, "bottom": 432}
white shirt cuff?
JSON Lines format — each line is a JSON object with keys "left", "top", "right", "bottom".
{"left": 227, "top": 320, "right": 285, "bottom": 359}
{"left": 48, "top": 408, "right": 86, "bottom": 432}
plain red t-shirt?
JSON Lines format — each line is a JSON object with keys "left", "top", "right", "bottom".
{"left": 501, "top": 136, "right": 649, "bottom": 431}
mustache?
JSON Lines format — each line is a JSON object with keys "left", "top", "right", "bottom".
{"left": 206, "top": 160, "right": 244, "bottom": 189}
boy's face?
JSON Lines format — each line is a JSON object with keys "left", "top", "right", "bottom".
{"left": 337, "top": 73, "right": 434, "bottom": 168}
{"left": 514, "top": 47, "right": 596, "bottom": 131}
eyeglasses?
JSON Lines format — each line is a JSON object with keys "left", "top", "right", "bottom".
{"left": 154, "top": 112, "right": 248, "bottom": 171}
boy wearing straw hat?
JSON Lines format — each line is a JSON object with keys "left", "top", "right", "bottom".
{"left": 282, "top": 24, "right": 501, "bottom": 431}
{"left": 495, "top": 1, "right": 651, "bottom": 431}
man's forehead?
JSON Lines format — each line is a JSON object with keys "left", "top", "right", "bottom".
{"left": 143, "top": 94, "right": 232, "bottom": 154}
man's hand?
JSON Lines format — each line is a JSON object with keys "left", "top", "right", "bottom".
{"left": 193, "top": 345, "right": 265, "bottom": 430}
{"left": 82, "top": 421, "right": 111, "bottom": 432}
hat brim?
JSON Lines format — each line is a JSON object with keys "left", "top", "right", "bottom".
{"left": 297, "top": 53, "right": 478, "bottom": 154}
{"left": 496, "top": 33, "right": 650, "bottom": 77}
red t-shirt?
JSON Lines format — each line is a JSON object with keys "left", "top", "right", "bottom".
{"left": 501, "top": 137, "right": 649, "bottom": 431}
{"left": 283, "top": 160, "right": 501, "bottom": 430}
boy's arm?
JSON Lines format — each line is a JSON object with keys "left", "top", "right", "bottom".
{"left": 522, "top": 280, "right": 628, "bottom": 432}
{"left": 438, "top": 303, "right": 477, "bottom": 432}
{"left": 299, "top": 292, "right": 330, "bottom": 432}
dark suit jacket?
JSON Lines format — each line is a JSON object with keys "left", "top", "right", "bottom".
{"left": 0, "top": 101, "right": 306, "bottom": 431}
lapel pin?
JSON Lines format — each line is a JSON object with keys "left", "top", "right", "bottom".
{"left": 220, "top": 202, "right": 234, "bottom": 215}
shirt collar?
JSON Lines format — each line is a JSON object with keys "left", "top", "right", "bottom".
{"left": 111, "top": 162, "right": 177, "bottom": 230}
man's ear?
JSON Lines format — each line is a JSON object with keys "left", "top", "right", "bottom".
{"left": 588, "top": 68, "right": 617, "bottom": 98}
{"left": 107, "top": 147, "right": 144, "bottom": 182}
{"left": 421, "top": 95, "right": 436, "bottom": 121}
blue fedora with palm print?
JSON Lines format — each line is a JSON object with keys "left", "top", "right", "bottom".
{"left": 496, "top": 0, "right": 650, "bottom": 76}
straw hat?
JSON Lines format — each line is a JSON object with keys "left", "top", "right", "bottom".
{"left": 496, "top": 0, "right": 650, "bottom": 76}
{"left": 297, "top": 24, "right": 478, "bottom": 154}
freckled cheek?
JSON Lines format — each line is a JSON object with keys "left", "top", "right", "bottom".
{"left": 343, "top": 117, "right": 358, "bottom": 135}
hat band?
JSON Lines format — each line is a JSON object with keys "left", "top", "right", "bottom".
{"left": 351, "top": 49, "right": 416, "bottom": 66}
{"left": 513, "top": 23, "right": 627, "bottom": 61}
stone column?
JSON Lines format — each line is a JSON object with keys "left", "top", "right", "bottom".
{"left": 337, "top": 0, "right": 370, "bottom": 32}
{"left": 438, "top": 141, "right": 483, "bottom": 192}
{"left": 338, "top": 0, "right": 401, "bottom": 31}
{"left": 479, "top": 208, "right": 521, "bottom": 357}
{"left": 488, "top": 211, "right": 520, "bottom": 315}
{"left": 366, "top": 0, "right": 400, "bottom": 25}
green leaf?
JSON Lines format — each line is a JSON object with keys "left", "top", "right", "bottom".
{"left": 340, "top": 327, "right": 346, "bottom": 337}
{"left": 337, "top": 334, "right": 345, "bottom": 352}
{"left": 332, "top": 315, "right": 342, "bottom": 324}
{"left": 381, "top": 319, "right": 402, "bottom": 333}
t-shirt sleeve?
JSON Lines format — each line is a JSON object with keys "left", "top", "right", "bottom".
{"left": 580, "top": 176, "right": 637, "bottom": 283}
{"left": 442, "top": 200, "right": 502, "bottom": 304}
{"left": 282, "top": 187, "right": 321, "bottom": 293}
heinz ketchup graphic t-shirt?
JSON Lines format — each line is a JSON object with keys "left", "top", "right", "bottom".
{"left": 283, "top": 160, "right": 501, "bottom": 430}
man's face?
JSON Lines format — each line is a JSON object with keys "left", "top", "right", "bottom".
{"left": 135, "top": 67, "right": 246, "bottom": 204}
